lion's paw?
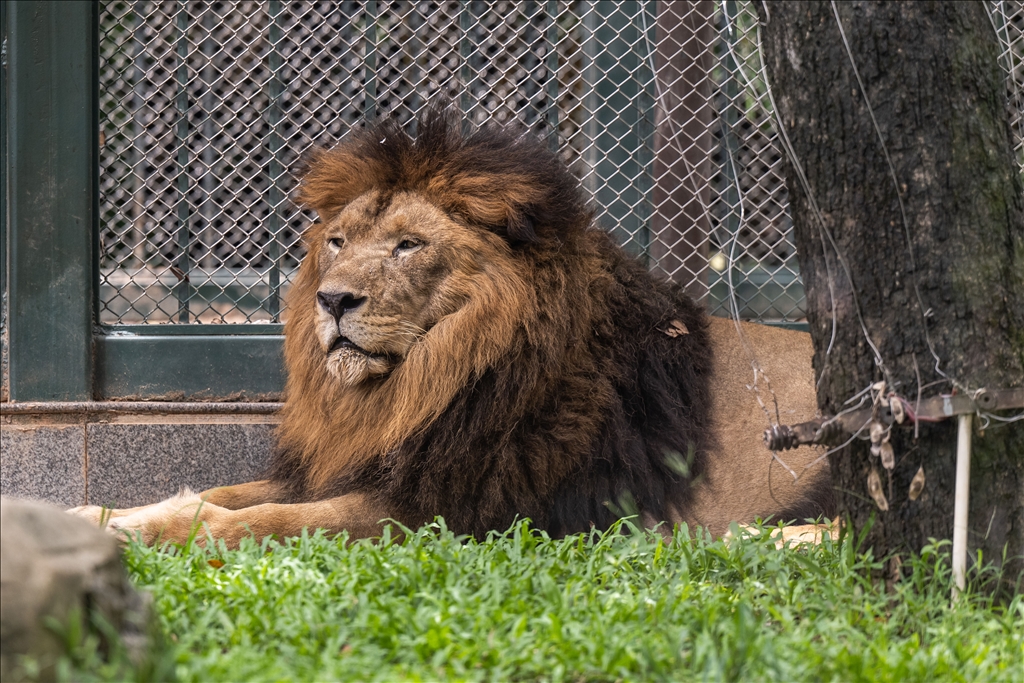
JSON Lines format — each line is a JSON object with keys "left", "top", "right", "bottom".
{"left": 67, "top": 490, "right": 205, "bottom": 545}
{"left": 67, "top": 504, "right": 112, "bottom": 527}
{"left": 111, "top": 492, "right": 206, "bottom": 545}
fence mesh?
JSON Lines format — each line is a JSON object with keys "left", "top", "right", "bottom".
{"left": 992, "top": 1, "right": 1024, "bottom": 166}
{"left": 98, "top": 0, "right": 1024, "bottom": 325}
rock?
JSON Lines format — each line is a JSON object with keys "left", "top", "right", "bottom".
{"left": 0, "top": 497, "right": 150, "bottom": 682}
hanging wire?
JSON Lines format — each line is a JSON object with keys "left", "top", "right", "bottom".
{"left": 721, "top": 3, "right": 842, "bottom": 388}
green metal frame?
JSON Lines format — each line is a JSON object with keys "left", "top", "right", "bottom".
{"left": 1, "top": 1, "right": 8, "bottom": 401}
{"left": 582, "top": 1, "right": 656, "bottom": 258}
{"left": 5, "top": 1, "right": 285, "bottom": 401}
{"left": 8, "top": 1, "right": 96, "bottom": 401}
{"left": 96, "top": 331, "right": 283, "bottom": 400}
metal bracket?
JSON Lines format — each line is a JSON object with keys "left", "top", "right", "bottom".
{"left": 764, "top": 387, "right": 1024, "bottom": 451}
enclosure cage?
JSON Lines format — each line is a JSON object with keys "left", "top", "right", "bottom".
{"left": 2, "top": 0, "right": 1022, "bottom": 401}
{"left": 93, "top": 0, "right": 1023, "bottom": 327}
{"left": 93, "top": 0, "right": 784, "bottom": 327}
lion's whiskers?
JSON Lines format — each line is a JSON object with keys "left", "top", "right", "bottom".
{"left": 393, "top": 322, "right": 426, "bottom": 346}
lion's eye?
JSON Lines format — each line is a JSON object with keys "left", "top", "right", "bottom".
{"left": 327, "top": 237, "right": 344, "bottom": 249}
{"left": 393, "top": 239, "right": 421, "bottom": 256}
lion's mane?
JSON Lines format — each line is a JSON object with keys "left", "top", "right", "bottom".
{"left": 268, "top": 107, "right": 715, "bottom": 537}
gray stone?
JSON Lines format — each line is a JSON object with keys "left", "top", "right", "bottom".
{"left": 87, "top": 423, "right": 274, "bottom": 508}
{"left": 0, "top": 425, "right": 85, "bottom": 507}
{"left": 0, "top": 497, "right": 150, "bottom": 682}
{"left": 2, "top": 289, "right": 9, "bottom": 402}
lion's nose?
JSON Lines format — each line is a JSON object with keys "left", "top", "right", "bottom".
{"left": 317, "top": 291, "right": 366, "bottom": 321}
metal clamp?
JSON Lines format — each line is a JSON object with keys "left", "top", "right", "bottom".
{"left": 764, "top": 387, "right": 1024, "bottom": 451}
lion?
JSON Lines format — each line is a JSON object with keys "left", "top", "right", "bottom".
{"left": 71, "top": 107, "right": 832, "bottom": 546}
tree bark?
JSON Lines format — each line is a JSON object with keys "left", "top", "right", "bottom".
{"left": 760, "top": 1, "right": 1023, "bottom": 587}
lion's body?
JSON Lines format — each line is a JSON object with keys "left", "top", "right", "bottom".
{"left": 71, "top": 109, "right": 831, "bottom": 544}
{"left": 698, "top": 317, "right": 830, "bottom": 534}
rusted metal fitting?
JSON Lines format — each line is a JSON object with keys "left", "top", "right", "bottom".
{"left": 763, "top": 417, "right": 845, "bottom": 451}
{"left": 763, "top": 423, "right": 797, "bottom": 451}
{"left": 763, "top": 387, "right": 1023, "bottom": 452}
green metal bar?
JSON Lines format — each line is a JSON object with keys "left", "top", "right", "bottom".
{"left": 406, "top": 3, "right": 424, "bottom": 132}
{"left": 174, "top": 2, "right": 191, "bottom": 323}
{"left": 459, "top": 1, "right": 474, "bottom": 127}
{"left": 100, "top": 324, "right": 283, "bottom": 337}
{"left": 91, "top": 2, "right": 100, "bottom": 325}
{"left": 8, "top": 0, "right": 96, "bottom": 400}
{"left": 199, "top": 6, "right": 217, "bottom": 273}
{"left": 707, "top": 267, "right": 806, "bottom": 323}
{"left": 1, "top": 400, "right": 283, "bottom": 415}
{"left": 267, "top": 0, "right": 282, "bottom": 321}
{"left": 719, "top": 0, "right": 745, "bottom": 320}
{"left": 633, "top": 1, "right": 656, "bottom": 262}
{"left": 545, "top": 0, "right": 559, "bottom": 151}
{"left": 1, "top": 3, "right": 8, "bottom": 401}
{"left": 363, "top": 0, "right": 377, "bottom": 121}
{"left": 96, "top": 335, "right": 284, "bottom": 400}
{"left": 581, "top": 3, "right": 598, "bottom": 200}
{"left": 581, "top": 1, "right": 653, "bottom": 258}
{"left": 1, "top": 2, "right": 8, "bottom": 403}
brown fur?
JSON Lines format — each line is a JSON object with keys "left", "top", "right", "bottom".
{"left": 278, "top": 191, "right": 539, "bottom": 493}
{"left": 69, "top": 107, "right": 831, "bottom": 545}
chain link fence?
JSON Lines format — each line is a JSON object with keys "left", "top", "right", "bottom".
{"left": 97, "top": 0, "right": 1024, "bottom": 326}
{"left": 992, "top": 1, "right": 1024, "bottom": 164}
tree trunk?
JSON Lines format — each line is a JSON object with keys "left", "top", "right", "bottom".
{"left": 760, "top": 1, "right": 1024, "bottom": 587}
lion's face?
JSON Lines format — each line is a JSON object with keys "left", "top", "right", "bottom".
{"left": 312, "top": 190, "right": 487, "bottom": 385}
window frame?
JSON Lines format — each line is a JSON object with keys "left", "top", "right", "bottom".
{"left": 4, "top": 1, "right": 284, "bottom": 401}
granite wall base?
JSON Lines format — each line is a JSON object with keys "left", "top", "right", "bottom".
{"left": 1, "top": 416, "right": 277, "bottom": 508}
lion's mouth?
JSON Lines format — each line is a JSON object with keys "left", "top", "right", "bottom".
{"left": 328, "top": 336, "right": 394, "bottom": 362}
{"left": 329, "top": 335, "right": 368, "bottom": 355}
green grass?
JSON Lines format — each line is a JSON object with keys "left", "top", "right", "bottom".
{"left": 39, "top": 520, "right": 1024, "bottom": 682}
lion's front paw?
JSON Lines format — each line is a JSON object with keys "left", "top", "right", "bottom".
{"left": 68, "top": 504, "right": 117, "bottom": 528}
{"left": 67, "top": 504, "right": 152, "bottom": 543}
{"left": 104, "top": 512, "right": 162, "bottom": 545}
{"left": 67, "top": 491, "right": 206, "bottom": 546}
{"left": 117, "top": 491, "right": 213, "bottom": 546}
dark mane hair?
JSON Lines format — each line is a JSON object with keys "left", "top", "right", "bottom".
{"left": 298, "top": 104, "right": 593, "bottom": 245}
{"left": 273, "top": 106, "right": 715, "bottom": 537}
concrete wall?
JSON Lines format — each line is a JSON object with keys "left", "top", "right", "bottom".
{"left": 1, "top": 410, "right": 277, "bottom": 508}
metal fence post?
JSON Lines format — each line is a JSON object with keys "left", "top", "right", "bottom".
{"left": 174, "top": 1, "right": 192, "bottom": 323}
{"left": 7, "top": 0, "right": 96, "bottom": 400}
{"left": 649, "top": 0, "right": 714, "bottom": 300}
{"left": 266, "top": 0, "right": 282, "bottom": 321}
{"left": 581, "top": 1, "right": 655, "bottom": 259}
{"left": 459, "top": 0, "right": 476, "bottom": 125}
{"left": 0, "top": 0, "right": 7, "bottom": 402}
{"left": 363, "top": 0, "right": 378, "bottom": 122}
{"left": 544, "top": 0, "right": 560, "bottom": 151}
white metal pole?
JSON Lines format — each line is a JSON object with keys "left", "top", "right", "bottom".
{"left": 951, "top": 413, "right": 972, "bottom": 602}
